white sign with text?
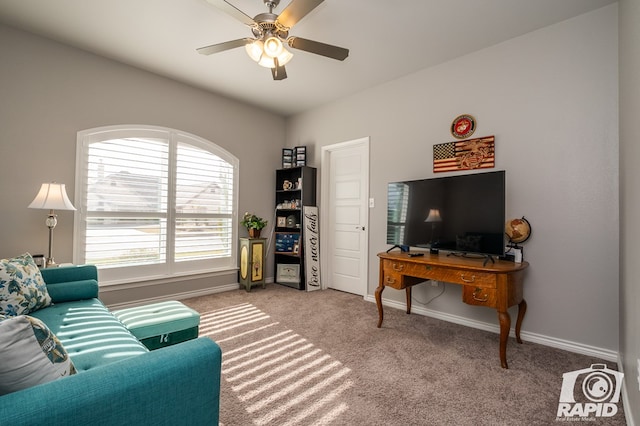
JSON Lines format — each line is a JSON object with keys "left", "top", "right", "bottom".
{"left": 303, "top": 206, "right": 321, "bottom": 291}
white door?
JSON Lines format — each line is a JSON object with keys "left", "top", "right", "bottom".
{"left": 321, "top": 137, "right": 369, "bottom": 296}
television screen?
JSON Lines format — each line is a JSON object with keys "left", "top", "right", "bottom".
{"left": 386, "top": 171, "right": 506, "bottom": 257}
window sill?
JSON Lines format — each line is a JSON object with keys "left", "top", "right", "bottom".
{"left": 98, "top": 266, "right": 239, "bottom": 289}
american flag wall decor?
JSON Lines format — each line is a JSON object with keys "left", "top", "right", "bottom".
{"left": 433, "top": 135, "right": 495, "bottom": 173}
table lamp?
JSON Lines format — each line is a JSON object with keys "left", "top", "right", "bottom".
{"left": 425, "top": 208, "right": 442, "bottom": 253}
{"left": 28, "top": 182, "right": 76, "bottom": 267}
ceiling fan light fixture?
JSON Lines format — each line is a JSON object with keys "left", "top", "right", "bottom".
{"left": 263, "top": 36, "right": 284, "bottom": 58}
{"left": 276, "top": 48, "right": 293, "bottom": 65}
{"left": 200, "top": 0, "right": 349, "bottom": 80}
{"left": 245, "top": 40, "right": 264, "bottom": 62}
{"left": 257, "top": 47, "right": 293, "bottom": 68}
{"left": 257, "top": 55, "right": 275, "bottom": 68}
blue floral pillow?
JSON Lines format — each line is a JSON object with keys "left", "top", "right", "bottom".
{"left": 0, "top": 253, "right": 52, "bottom": 317}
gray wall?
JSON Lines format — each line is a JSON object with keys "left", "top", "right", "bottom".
{"left": 0, "top": 24, "right": 284, "bottom": 304}
{"left": 287, "top": 5, "right": 619, "bottom": 354}
{"left": 619, "top": 0, "right": 640, "bottom": 422}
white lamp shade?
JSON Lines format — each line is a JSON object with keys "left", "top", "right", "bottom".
{"left": 276, "top": 48, "right": 293, "bottom": 66}
{"left": 245, "top": 40, "right": 264, "bottom": 62}
{"left": 257, "top": 55, "right": 275, "bottom": 68}
{"left": 263, "top": 36, "right": 284, "bottom": 58}
{"left": 257, "top": 48, "right": 293, "bottom": 68}
{"left": 425, "top": 209, "right": 442, "bottom": 222}
{"left": 28, "top": 183, "right": 76, "bottom": 211}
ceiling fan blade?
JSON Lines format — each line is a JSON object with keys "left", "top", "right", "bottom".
{"left": 271, "top": 58, "right": 287, "bottom": 81}
{"left": 205, "top": 0, "right": 256, "bottom": 26}
{"left": 197, "top": 38, "right": 252, "bottom": 55}
{"left": 287, "top": 37, "right": 349, "bottom": 61}
{"left": 277, "top": 0, "right": 324, "bottom": 29}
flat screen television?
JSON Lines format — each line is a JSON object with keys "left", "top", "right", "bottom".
{"left": 386, "top": 170, "right": 506, "bottom": 258}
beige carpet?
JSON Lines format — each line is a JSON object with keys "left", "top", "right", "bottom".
{"left": 183, "top": 284, "right": 627, "bottom": 426}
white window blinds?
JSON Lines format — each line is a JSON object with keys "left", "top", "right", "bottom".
{"left": 386, "top": 182, "right": 409, "bottom": 245}
{"left": 75, "top": 126, "right": 238, "bottom": 284}
{"left": 174, "top": 141, "right": 234, "bottom": 263}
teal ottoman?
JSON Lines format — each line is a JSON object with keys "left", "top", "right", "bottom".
{"left": 113, "top": 301, "right": 200, "bottom": 350}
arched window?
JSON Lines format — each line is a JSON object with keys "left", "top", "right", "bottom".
{"left": 75, "top": 125, "right": 238, "bottom": 284}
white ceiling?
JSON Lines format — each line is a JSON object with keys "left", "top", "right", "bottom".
{"left": 0, "top": 0, "right": 616, "bottom": 117}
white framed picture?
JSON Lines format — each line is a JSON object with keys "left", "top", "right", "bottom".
{"left": 276, "top": 263, "right": 300, "bottom": 283}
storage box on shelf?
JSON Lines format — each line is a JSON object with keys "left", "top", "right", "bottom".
{"left": 294, "top": 146, "right": 306, "bottom": 167}
{"left": 274, "top": 166, "right": 316, "bottom": 290}
{"left": 282, "top": 148, "right": 293, "bottom": 168}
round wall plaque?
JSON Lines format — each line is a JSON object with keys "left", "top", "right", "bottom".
{"left": 451, "top": 114, "right": 476, "bottom": 139}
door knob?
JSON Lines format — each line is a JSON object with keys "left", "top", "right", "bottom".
{"left": 355, "top": 226, "right": 365, "bottom": 231}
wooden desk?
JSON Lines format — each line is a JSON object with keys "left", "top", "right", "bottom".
{"left": 376, "top": 251, "right": 529, "bottom": 368}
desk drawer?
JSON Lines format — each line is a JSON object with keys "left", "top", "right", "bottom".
{"left": 382, "top": 259, "right": 409, "bottom": 276}
{"left": 449, "top": 270, "right": 496, "bottom": 288}
{"left": 381, "top": 260, "right": 420, "bottom": 289}
{"left": 382, "top": 272, "right": 404, "bottom": 289}
{"left": 381, "top": 259, "right": 497, "bottom": 289}
{"left": 462, "top": 286, "right": 497, "bottom": 308}
{"left": 383, "top": 260, "right": 445, "bottom": 282}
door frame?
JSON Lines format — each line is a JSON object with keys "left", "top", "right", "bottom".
{"left": 320, "top": 137, "right": 370, "bottom": 295}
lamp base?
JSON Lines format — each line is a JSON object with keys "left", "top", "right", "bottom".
{"left": 46, "top": 258, "right": 59, "bottom": 268}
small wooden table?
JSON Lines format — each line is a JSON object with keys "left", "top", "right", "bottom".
{"left": 376, "top": 251, "right": 529, "bottom": 368}
{"left": 239, "top": 238, "right": 266, "bottom": 292}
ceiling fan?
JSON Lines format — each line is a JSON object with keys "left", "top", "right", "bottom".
{"left": 197, "top": 0, "right": 349, "bottom": 80}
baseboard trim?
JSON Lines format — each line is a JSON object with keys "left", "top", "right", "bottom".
{"left": 363, "top": 295, "right": 618, "bottom": 362}
{"left": 107, "top": 282, "right": 240, "bottom": 310}
{"left": 106, "top": 277, "right": 276, "bottom": 310}
{"left": 618, "top": 353, "right": 637, "bottom": 426}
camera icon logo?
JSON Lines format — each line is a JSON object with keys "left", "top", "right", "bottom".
{"left": 557, "top": 363, "right": 623, "bottom": 418}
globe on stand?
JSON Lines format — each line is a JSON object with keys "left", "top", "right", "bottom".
{"left": 505, "top": 216, "right": 531, "bottom": 249}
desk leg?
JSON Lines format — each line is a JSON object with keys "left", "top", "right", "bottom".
{"left": 515, "top": 299, "right": 527, "bottom": 344}
{"left": 375, "top": 283, "right": 385, "bottom": 328}
{"left": 406, "top": 287, "right": 412, "bottom": 314}
{"left": 498, "top": 310, "right": 511, "bottom": 369}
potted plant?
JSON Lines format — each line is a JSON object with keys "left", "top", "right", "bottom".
{"left": 241, "top": 212, "right": 267, "bottom": 238}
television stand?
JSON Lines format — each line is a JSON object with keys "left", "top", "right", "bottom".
{"left": 376, "top": 251, "right": 529, "bottom": 368}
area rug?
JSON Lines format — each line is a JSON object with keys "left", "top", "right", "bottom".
{"left": 183, "top": 285, "right": 627, "bottom": 426}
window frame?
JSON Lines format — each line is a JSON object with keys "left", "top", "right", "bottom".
{"left": 74, "top": 125, "right": 239, "bottom": 285}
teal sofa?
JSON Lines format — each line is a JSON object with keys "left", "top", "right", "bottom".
{"left": 0, "top": 265, "right": 222, "bottom": 425}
